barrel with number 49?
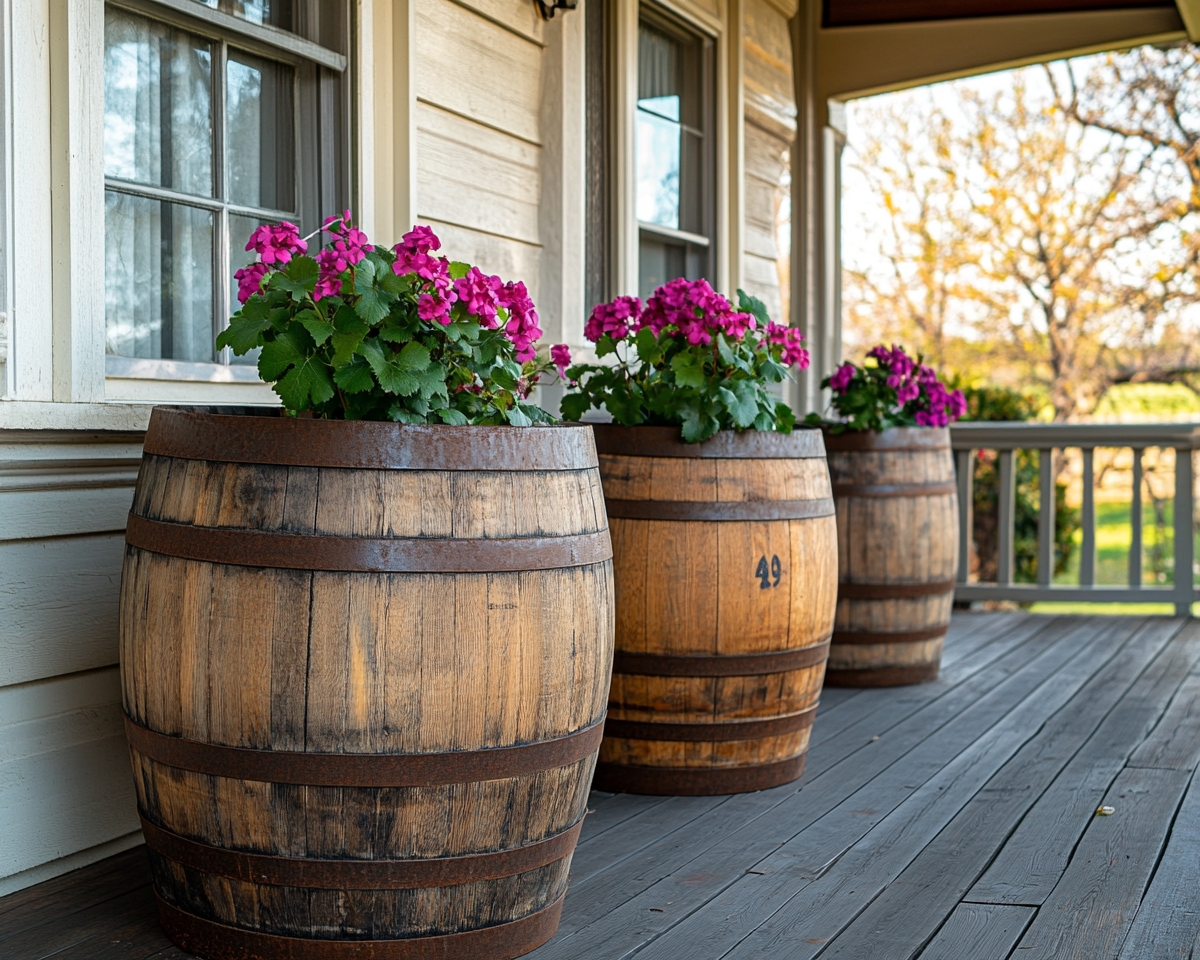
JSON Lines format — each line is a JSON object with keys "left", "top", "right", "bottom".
{"left": 590, "top": 426, "right": 838, "bottom": 795}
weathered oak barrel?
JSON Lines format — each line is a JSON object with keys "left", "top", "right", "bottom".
{"left": 823, "top": 427, "right": 959, "bottom": 686}
{"left": 119, "top": 407, "right": 614, "bottom": 960}
{"left": 590, "top": 425, "right": 837, "bottom": 796}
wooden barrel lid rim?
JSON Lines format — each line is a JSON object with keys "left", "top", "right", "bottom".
{"left": 592, "top": 424, "right": 827, "bottom": 459}
{"left": 820, "top": 426, "right": 951, "bottom": 452}
{"left": 144, "top": 406, "right": 601, "bottom": 471}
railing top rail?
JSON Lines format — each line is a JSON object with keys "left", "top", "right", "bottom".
{"left": 950, "top": 421, "right": 1200, "bottom": 449}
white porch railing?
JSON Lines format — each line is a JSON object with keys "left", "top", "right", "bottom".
{"left": 950, "top": 422, "right": 1200, "bottom": 616}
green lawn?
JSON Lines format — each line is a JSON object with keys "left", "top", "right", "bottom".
{"left": 1027, "top": 498, "right": 1197, "bottom": 615}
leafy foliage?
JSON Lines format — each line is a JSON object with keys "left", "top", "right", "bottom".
{"left": 560, "top": 281, "right": 810, "bottom": 443}
{"left": 216, "top": 218, "right": 562, "bottom": 423}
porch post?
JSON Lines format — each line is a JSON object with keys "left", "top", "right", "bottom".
{"left": 789, "top": 0, "right": 842, "bottom": 417}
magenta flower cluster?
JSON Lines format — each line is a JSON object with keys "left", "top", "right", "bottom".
{"left": 236, "top": 221, "right": 309, "bottom": 304}
{"left": 582, "top": 278, "right": 809, "bottom": 367}
{"left": 233, "top": 216, "right": 558, "bottom": 366}
{"left": 832, "top": 344, "right": 966, "bottom": 428}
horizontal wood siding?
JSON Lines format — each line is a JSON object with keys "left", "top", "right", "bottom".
{"left": 0, "top": 668, "right": 139, "bottom": 889}
{"left": 0, "top": 430, "right": 143, "bottom": 892}
{"left": 415, "top": 0, "right": 545, "bottom": 298}
{"left": 742, "top": 0, "right": 795, "bottom": 325}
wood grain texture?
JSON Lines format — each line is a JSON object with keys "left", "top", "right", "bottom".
{"left": 816, "top": 617, "right": 1175, "bottom": 960}
{"left": 916, "top": 903, "right": 1035, "bottom": 960}
{"left": 595, "top": 444, "right": 837, "bottom": 793}
{"left": 1118, "top": 766, "right": 1200, "bottom": 959}
{"left": 968, "top": 620, "right": 1200, "bottom": 907}
{"left": 825, "top": 430, "right": 958, "bottom": 686}
{"left": 119, "top": 418, "right": 614, "bottom": 950}
{"left": 1011, "top": 766, "right": 1191, "bottom": 960}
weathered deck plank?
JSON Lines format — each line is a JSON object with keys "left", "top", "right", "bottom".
{"left": 916, "top": 903, "right": 1036, "bottom": 960}
{"left": 1118, "top": 768, "right": 1200, "bottom": 959}
{"left": 3, "top": 614, "right": 1200, "bottom": 960}
{"left": 544, "top": 617, "right": 1114, "bottom": 960}
{"left": 968, "top": 619, "right": 1200, "bottom": 907}
{"left": 813, "top": 617, "right": 1178, "bottom": 960}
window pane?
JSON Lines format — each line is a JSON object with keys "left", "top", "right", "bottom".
{"left": 227, "top": 213, "right": 269, "bottom": 365}
{"left": 105, "top": 191, "right": 215, "bottom": 362}
{"left": 637, "top": 25, "right": 681, "bottom": 230}
{"left": 104, "top": 9, "right": 213, "bottom": 197}
{"left": 638, "top": 236, "right": 687, "bottom": 300}
{"left": 191, "top": 0, "right": 295, "bottom": 30}
{"left": 227, "top": 52, "right": 296, "bottom": 211}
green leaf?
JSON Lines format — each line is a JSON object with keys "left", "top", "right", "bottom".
{"left": 719, "top": 380, "right": 760, "bottom": 429}
{"left": 716, "top": 333, "right": 736, "bottom": 367}
{"left": 258, "top": 328, "right": 335, "bottom": 412}
{"left": 296, "top": 309, "right": 334, "bottom": 346}
{"left": 737, "top": 288, "right": 771, "bottom": 327}
{"left": 505, "top": 404, "right": 533, "bottom": 427}
{"left": 396, "top": 340, "right": 432, "bottom": 372}
{"left": 559, "top": 392, "right": 592, "bottom": 421}
{"left": 436, "top": 406, "right": 469, "bottom": 425}
{"left": 387, "top": 403, "right": 427, "bottom": 424}
{"left": 634, "top": 327, "right": 664, "bottom": 365}
{"left": 271, "top": 256, "right": 319, "bottom": 301}
{"left": 354, "top": 285, "right": 392, "bottom": 325}
{"left": 354, "top": 256, "right": 377, "bottom": 291}
{"left": 217, "top": 308, "right": 273, "bottom": 355}
{"left": 358, "top": 338, "right": 420, "bottom": 396}
{"left": 448, "top": 261, "right": 471, "bottom": 280}
{"left": 671, "top": 350, "right": 707, "bottom": 389}
{"left": 333, "top": 356, "right": 376, "bottom": 394}
{"left": 415, "top": 362, "right": 449, "bottom": 401}
{"left": 595, "top": 334, "right": 619, "bottom": 359}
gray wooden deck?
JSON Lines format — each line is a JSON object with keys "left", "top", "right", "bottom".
{"left": 4, "top": 612, "right": 1200, "bottom": 960}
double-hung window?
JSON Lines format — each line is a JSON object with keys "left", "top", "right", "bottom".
{"left": 636, "top": 8, "right": 715, "bottom": 299}
{"left": 102, "top": 0, "right": 349, "bottom": 378}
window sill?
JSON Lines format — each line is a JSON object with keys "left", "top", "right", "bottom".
{"left": 105, "top": 356, "right": 264, "bottom": 383}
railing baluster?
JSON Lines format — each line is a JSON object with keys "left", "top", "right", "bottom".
{"left": 998, "top": 449, "right": 1015, "bottom": 587}
{"left": 1130, "top": 448, "right": 1143, "bottom": 589}
{"left": 1037, "top": 448, "right": 1054, "bottom": 587}
{"left": 1080, "top": 447, "right": 1096, "bottom": 587}
{"left": 1174, "top": 446, "right": 1195, "bottom": 617}
{"left": 956, "top": 448, "right": 975, "bottom": 585}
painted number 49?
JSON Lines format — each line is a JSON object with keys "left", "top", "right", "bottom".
{"left": 756, "top": 555, "right": 782, "bottom": 590}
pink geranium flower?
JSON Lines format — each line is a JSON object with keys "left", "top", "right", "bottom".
{"left": 247, "top": 221, "right": 307, "bottom": 265}
{"left": 234, "top": 262, "right": 269, "bottom": 304}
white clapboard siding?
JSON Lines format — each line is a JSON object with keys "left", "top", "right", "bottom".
{"left": 416, "top": 103, "right": 543, "bottom": 245}
{"left": 415, "top": 0, "right": 544, "bottom": 144}
{"left": 450, "top": 0, "right": 545, "bottom": 44}
{"left": 0, "top": 667, "right": 139, "bottom": 893}
{"left": 0, "top": 474, "right": 136, "bottom": 540}
{"left": 0, "top": 534, "right": 125, "bottom": 687}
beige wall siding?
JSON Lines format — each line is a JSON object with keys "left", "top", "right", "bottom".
{"left": 742, "top": 0, "right": 795, "bottom": 326}
{"left": 0, "top": 430, "right": 142, "bottom": 891}
{"left": 414, "top": 0, "right": 546, "bottom": 305}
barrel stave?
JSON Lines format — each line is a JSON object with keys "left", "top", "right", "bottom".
{"left": 120, "top": 412, "right": 613, "bottom": 953}
{"left": 594, "top": 428, "right": 836, "bottom": 795}
{"left": 824, "top": 428, "right": 958, "bottom": 686}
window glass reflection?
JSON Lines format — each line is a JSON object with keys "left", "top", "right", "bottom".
{"left": 190, "top": 0, "right": 295, "bottom": 31}
{"left": 105, "top": 192, "right": 215, "bottom": 362}
{"left": 104, "top": 9, "right": 213, "bottom": 197}
{"left": 227, "top": 51, "right": 296, "bottom": 211}
{"left": 637, "top": 25, "right": 681, "bottom": 229}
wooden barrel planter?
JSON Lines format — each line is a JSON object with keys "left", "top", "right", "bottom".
{"left": 589, "top": 425, "right": 838, "bottom": 796}
{"left": 119, "top": 407, "right": 614, "bottom": 960}
{"left": 823, "top": 427, "right": 959, "bottom": 687}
